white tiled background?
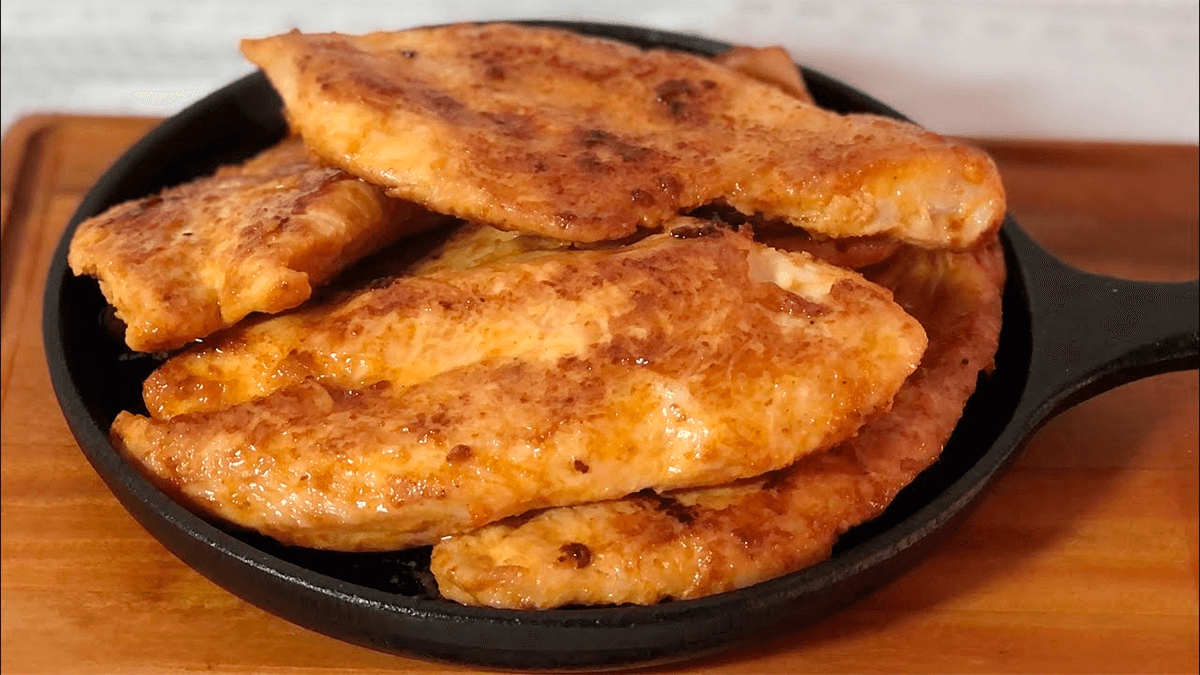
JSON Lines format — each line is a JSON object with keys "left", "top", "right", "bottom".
{"left": 2, "top": 0, "right": 1197, "bottom": 142}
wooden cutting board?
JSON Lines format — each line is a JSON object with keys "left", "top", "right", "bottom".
{"left": 2, "top": 115, "right": 1197, "bottom": 674}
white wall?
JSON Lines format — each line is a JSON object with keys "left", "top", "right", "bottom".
{"left": 3, "top": 0, "right": 1197, "bottom": 142}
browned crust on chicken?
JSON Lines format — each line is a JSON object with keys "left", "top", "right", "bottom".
{"left": 67, "top": 137, "right": 448, "bottom": 352}
{"left": 111, "top": 225, "right": 926, "bottom": 551}
{"left": 430, "top": 236, "right": 1004, "bottom": 608}
{"left": 241, "top": 24, "right": 1004, "bottom": 247}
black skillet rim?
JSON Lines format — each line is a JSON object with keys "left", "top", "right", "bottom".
{"left": 42, "top": 20, "right": 1036, "bottom": 670}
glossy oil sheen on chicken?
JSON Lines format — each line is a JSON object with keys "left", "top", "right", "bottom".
{"left": 240, "top": 24, "right": 1004, "bottom": 248}
{"left": 112, "top": 223, "right": 926, "bottom": 551}
{"left": 68, "top": 137, "right": 448, "bottom": 352}
{"left": 430, "top": 237, "right": 1005, "bottom": 608}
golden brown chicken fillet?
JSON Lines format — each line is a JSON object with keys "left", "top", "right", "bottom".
{"left": 240, "top": 24, "right": 1004, "bottom": 248}
{"left": 112, "top": 223, "right": 926, "bottom": 551}
{"left": 141, "top": 222, "right": 587, "bottom": 419}
{"left": 707, "top": 41, "right": 899, "bottom": 269}
{"left": 68, "top": 137, "right": 448, "bottom": 352}
{"left": 430, "top": 236, "right": 1005, "bottom": 608}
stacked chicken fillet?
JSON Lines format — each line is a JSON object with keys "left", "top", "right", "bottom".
{"left": 69, "top": 24, "right": 1006, "bottom": 609}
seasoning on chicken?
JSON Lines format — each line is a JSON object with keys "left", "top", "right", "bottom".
{"left": 113, "top": 223, "right": 926, "bottom": 551}
{"left": 68, "top": 137, "right": 448, "bottom": 352}
{"left": 241, "top": 23, "right": 1004, "bottom": 248}
{"left": 430, "top": 237, "right": 1004, "bottom": 608}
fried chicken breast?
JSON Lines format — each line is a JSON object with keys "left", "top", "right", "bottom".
{"left": 240, "top": 24, "right": 1004, "bottom": 248}
{"left": 68, "top": 137, "right": 448, "bottom": 352}
{"left": 430, "top": 237, "right": 1005, "bottom": 608}
{"left": 112, "top": 224, "right": 926, "bottom": 551}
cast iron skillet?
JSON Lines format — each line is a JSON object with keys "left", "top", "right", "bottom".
{"left": 43, "top": 20, "right": 1199, "bottom": 671}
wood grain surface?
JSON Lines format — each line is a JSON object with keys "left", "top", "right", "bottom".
{"left": 1, "top": 116, "right": 1196, "bottom": 674}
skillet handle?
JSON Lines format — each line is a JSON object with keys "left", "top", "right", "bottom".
{"left": 1006, "top": 222, "right": 1200, "bottom": 421}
